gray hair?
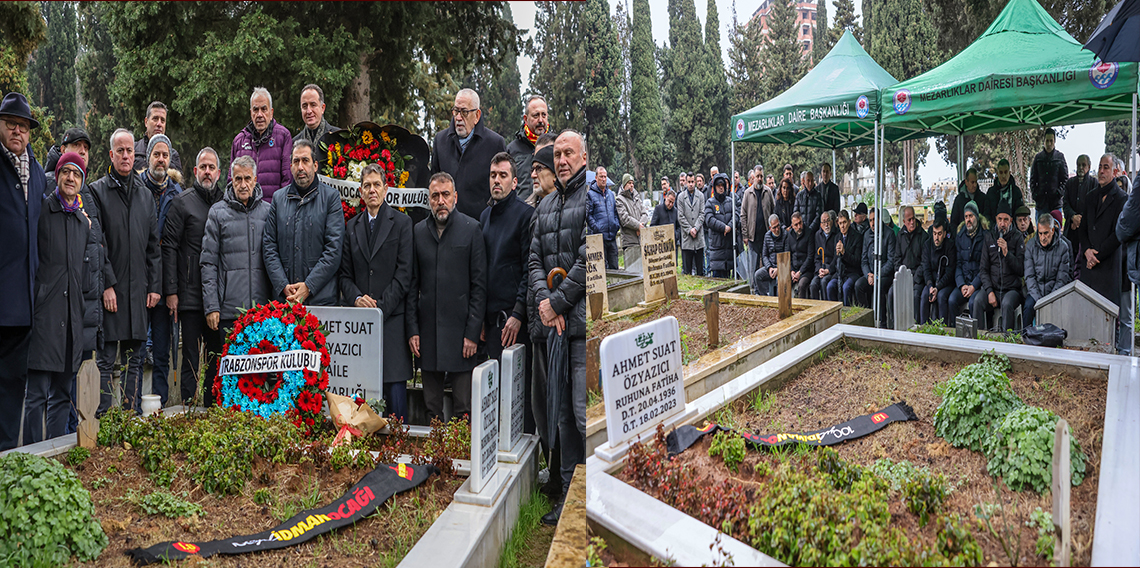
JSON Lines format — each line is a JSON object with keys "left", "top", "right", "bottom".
{"left": 196, "top": 147, "right": 218, "bottom": 166}
{"left": 250, "top": 87, "right": 273, "bottom": 109}
{"left": 768, "top": 213, "right": 780, "bottom": 226}
{"left": 524, "top": 94, "right": 547, "bottom": 115}
{"left": 1038, "top": 213, "right": 1056, "bottom": 228}
{"left": 456, "top": 88, "right": 480, "bottom": 110}
{"left": 1114, "top": 156, "right": 1126, "bottom": 172}
{"left": 361, "top": 162, "right": 387, "bottom": 183}
{"left": 110, "top": 128, "right": 133, "bottom": 148}
{"left": 558, "top": 128, "right": 588, "bottom": 157}
{"left": 1077, "top": 154, "right": 1091, "bottom": 167}
{"left": 230, "top": 155, "right": 257, "bottom": 177}
{"left": 1103, "top": 152, "right": 1117, "bottom": 165}
{"left": 430, "top": 171, "right": 455, "bottom": 188}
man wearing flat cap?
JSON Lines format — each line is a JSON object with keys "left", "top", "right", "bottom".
{"left": 0, "top": 92, "right": 47, "bottom": 450}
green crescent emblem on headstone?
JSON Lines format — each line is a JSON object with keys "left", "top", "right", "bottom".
{"left": 488, "top": 371, "right": 494, "bottom": 389}
{"left": 635, "top": 332, "right": 654, "bottom": 349}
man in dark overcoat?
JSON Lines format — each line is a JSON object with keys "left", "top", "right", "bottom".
{"left": 90, "top": 128, "right": 161, "bottom": 415}
{"left": 1080, "top": 154, "right": 1128, "bottom": 354}
{"left": 338, "top": 164, "right": 414, "bottom": 420}
{"left": 408, "top": 172, "right": 487, "bottom": 420}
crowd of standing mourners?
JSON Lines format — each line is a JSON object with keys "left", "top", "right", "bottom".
{"left": 0, "top": 86, "right": 590, "bottom": 524}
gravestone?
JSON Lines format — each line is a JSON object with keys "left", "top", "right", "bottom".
{"left": 640, "top": 225, "right": 678, "bottom": 303}
{"left": 76, "top": 360, "right": 100, "bottom": 448}
{"left": 599, "top": 316, "right": 688, "bottom": 450}
{"left": 1034, "top": 280, "right": 1118, "bottom": 347}
{"left": 703, "top": 291, "right": 720, "bottom": 348}
{"left": 469, "top": 359, "right": 500, "bottom": 494}
{"left": 498, "top": 344, "right": 526, "bottom": 454}
{"left": 893, "top": 265, "right": 913, "bottom": 331}
{"left": 1053, "top": 418, "right": 1072, "bottom": 567}
{"left": 308, "top": 306, "right": 384, "bottom": 402}
{"left": 956, "top": 315, "right": 978, "bottom": 339}
{"left": 777, "top": 251, "right": 792, "bottom": 319}
{"left": 585, "top": 234, "right": 609, "bottom": 319}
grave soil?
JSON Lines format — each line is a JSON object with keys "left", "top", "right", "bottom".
{"left": 617, "top": 343, "right": 1107, "bottom": 567}
{"left": 66, "top": 444, "right": 460, "bottom": 567}
{"left": 590, "top": 299, "right": 781, "bottom": 366}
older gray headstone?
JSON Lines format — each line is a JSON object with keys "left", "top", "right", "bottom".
{"left": 893, "top": 265, "right": 913, "bottom": 331}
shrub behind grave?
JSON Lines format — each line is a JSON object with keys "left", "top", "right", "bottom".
{"left": 0, "top": 452, "right": 108, "bottom": 566}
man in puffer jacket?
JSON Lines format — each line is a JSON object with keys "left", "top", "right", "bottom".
{"left": 231, "top": 87, "right": 293, "bottom": 202}
{"left": 200, "top": 156, "right": 272, "bottom": 406}
{"left": 615, "top": 173, "right": 648, "bottom": 267}
{"left": 529, "top": 130, "right": 590, "bottom": 526}
{"left": 704, "top": 173, "right": 734, "bottom": 277}
{"left": 973, "top": 202, "right": 1025, "bottom": 331}
{"left": 1024, "top": 214, "right": 1072, "bottom": 327}
{"left": 585, "top": 167, "right": 619, "bottom": 269}
{"left": 949, "top": 201, "right": 988, "bottom": 327}
{"left": 754, "top": 214, "right": 788, "bottom": 296}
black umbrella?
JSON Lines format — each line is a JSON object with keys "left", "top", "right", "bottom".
{"left": 1085, "top": 0, "right": 1140, "bottom": 62}
{"left": 544, "top": 267, "right": 569, "bottom": 446}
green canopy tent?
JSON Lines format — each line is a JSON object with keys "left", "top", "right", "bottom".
{"left": 881, "top": 0, "right": 1140, "bottom": 179}
{"left": 729, "top": 31, "right": 920, "bottom": 324}
{"left": 879, "top": 0, "right": 1140, "bottom": 345}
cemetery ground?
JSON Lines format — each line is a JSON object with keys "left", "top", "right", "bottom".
{"left": 605, "top": 343, "right": 1105, "bottom": 566}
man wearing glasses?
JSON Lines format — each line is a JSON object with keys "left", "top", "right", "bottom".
{"left": 430, "top": 89, "right": 506, "bottom": 221}
{"left": 0, "top": 92, "right": 48, "bottom": 450}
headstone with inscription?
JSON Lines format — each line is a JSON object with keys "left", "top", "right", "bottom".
{"left": 307, "top": 306, "right": 383, "bottom": 402}
{"left": 585, "top": 233, "right": 609, "bottom": 318}
{"left": 459, "top": 359, "right": 509, "bottom": 503}
{"left": 640, "top": 225, "right": 678, "bottom": 303}
{"left": 498, "top": 344, "right": 526, "bottom": 453}
{"left": 598, "top": 316, "right": 692, "bottom": 456}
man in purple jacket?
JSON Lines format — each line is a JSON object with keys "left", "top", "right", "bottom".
{"left": 231, "top": 87, "right": 292, "bottom": 202}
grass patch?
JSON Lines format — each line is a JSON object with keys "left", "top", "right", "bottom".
{"left": 497, "top": 489, "right": 553, "bottom": 568}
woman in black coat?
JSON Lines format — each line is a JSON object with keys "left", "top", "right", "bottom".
{"left": 25, "top": 155, "right": 92, "bottom": 444}
{"left": 338, "top": 166, "right": 414, "bottom": 420}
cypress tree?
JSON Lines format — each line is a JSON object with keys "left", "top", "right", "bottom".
{"left": 631, "top": 0, "right": 663, "bottom": 187}
{"left": 664, "top": 0, "right": 705, "bottom": 173}
{"left": 583, "top": 0, "right": 623, "bottom": 168}
{"left": 702, "top": 0, "right": 730, "bottom": 172}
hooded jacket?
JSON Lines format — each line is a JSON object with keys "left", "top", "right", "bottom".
{"left": 200, "top": 183, "right": 271, "bottom": 321}
{"left": 231, "top": 119, "right": 294, "bottom": 202}
{"left": 529, "top": 165, "right": 590, "bottom": 338}
{"left": 703, "top": 174, "right": 735, "bottom": 272}
{"left": 585, "top": 181, "right": 619, "bottom": 242}
{"left": 1025, "top": 231, "right": 1072, "bottom": 300}
{"left": 954, "top": 217, "right": 989, "bottom": 290}
{"left": 162, "top": 180, "right": 224, "bottom": 311}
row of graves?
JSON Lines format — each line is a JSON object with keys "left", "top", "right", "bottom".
{"left": 586, "top": 251, "right": 1138, "bottom": 565}
{"left": 0, "top": 124, "right": 542, "bottom": 568}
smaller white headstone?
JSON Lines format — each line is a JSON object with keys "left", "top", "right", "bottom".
{"left": 499, "top": 344, "right": 526, "bottom": 452}
{"left": 601, "top": 316, "right": 685, "bottom": 447}
{"left": 893, "top": 265, "right": 913, "bottom": 331}
{"left": 469, "top": 360, "right": 500, "bottom": 494}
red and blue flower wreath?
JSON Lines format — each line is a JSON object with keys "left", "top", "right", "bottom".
{"left": 214, "top": 301, "right": 330, "bottom": 434}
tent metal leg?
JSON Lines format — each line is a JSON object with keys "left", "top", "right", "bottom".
{"left": 873, "top": 121, "right": 881, "bottom": 329}
{"left": 731, "top": 141, "right": 738, "bottom": 284}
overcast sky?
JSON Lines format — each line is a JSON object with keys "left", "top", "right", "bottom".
{"left": 510, "top": 0, "right": 1107, "bottom": 183}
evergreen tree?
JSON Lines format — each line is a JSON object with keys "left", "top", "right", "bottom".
{"left": 582, "top": 0, "right": 622, "bottom": 170}
{"left": 28, "top": 1, "right": 77, "bottom": 138}
{"left": 812, "top": 0, "right": 830, "bottom": 65}
{"left": 726, "top": 1, "right": 765, "bottom": 174}
{"left": 0, "top": 1, "right": 53, "bottom": 158}
{"left": 462, "top": 4, "right": 521, "bottom": 138}
{"left": 1105, "top": 120, "right": 1132, "bottom": 164}
{"left": 631, "top": 0, "right": 663, "bottom": 187}
{"left": 664, "top": 0, "right": 707, "bottom": 173}
{"left": 612, "top": 0, "right": 633, "bottom": 179}
{"left": 757, "top": 0, "right": 823, "bottom": 177}
{"left": 702, "top": 0, "right": 730, "bottom": 172}
{"left": 830, "top": 0, "right": 861, "bottom": 44}
{"left": 530, "top": 1, "right": 587, "bottom": 133}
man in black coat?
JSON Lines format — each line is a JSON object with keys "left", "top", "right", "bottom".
{"left": 505, "top": 95, "right": 549, "bottom": 202}
{"left": 91, "top": 129, "right": 161, "bottom": 416}
{"left": 1064, "top": 154, "right": 1095, "bottom": 270}
{"left": 25, "top": 153, "right": 91, "bottom": 444}
{"left": 786, "top": 212, "right": 813, "bottom": 298}
{"left": 754, "top": 214, "right": 788, "bottom": 296}
{"left": 0, "top": 92, "right": 47, "bottom": 449}
{"left": 889, "top": 206, "right": 928, "bottom": 327}
{"left": 408, "top": 172, "right": 487, "bottom": 420}
{"left": 809, "top": 211, "right": 838, "bottom": 301}
{"left": 481, "top": 152, "right": 535, "bottom": 432}
{"left": 339, "top": 164, "right": 414, "bottom": 420}
{"left": 919, "top": 218, "right": 957, "bottom": 325}
{"left": 132, "top": 101, "right": 183, "bottom": 175}
{"left": 530, "top": 130, "right": 590, "bottom": 525}
{"left": 1029, "top": 128, "right": 1067, "bottom": 221}
{"left": 1081, "top": 154, "right": 1129, "bottom": 354}
{"left": 973, "top": 203, "right": 1025, "bottom": 332}
{"left": 819, "top": 163, "right": 841, "bottom": 217}
{"left": 162, "top": 148, "right": 224, "bottom": 406}
{"left": 430, "top": 88, "right": 507, "bottom": 221}
{"left": 950, "top": 168, "right": 984, "bottom": 231}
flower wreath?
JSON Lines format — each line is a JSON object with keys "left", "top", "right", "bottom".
{"left": 323, "top": 127, "right": 413, "bottom": 221}
{"left": 214, "top": 301, "right": 330, "bottom": 434}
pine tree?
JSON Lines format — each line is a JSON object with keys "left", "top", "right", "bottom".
{"left": 830, "top": 0, "right": 861, "bottom": 44}
{"left": 462, "top": 4, "right": 521, "bottom": 138}
{"left": 28, "top": 1, "right": 77, "bottom": 138}
{"left": 582, "top": 0, "right": 622, "bottom": 169}
{"left": 664, "top": 0, "right": 706, "bottom": 173}
{"left": 812, "top": 0, "right": 830, "bottom": 65}
{"left": 630, "top": 0, "right": 662, "bottom": 186}
{"left": 702, "top": 0, "right": 730, "bottom": 172}
{"left": 529, "top": 1, "right": 587, "bottom": 132}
